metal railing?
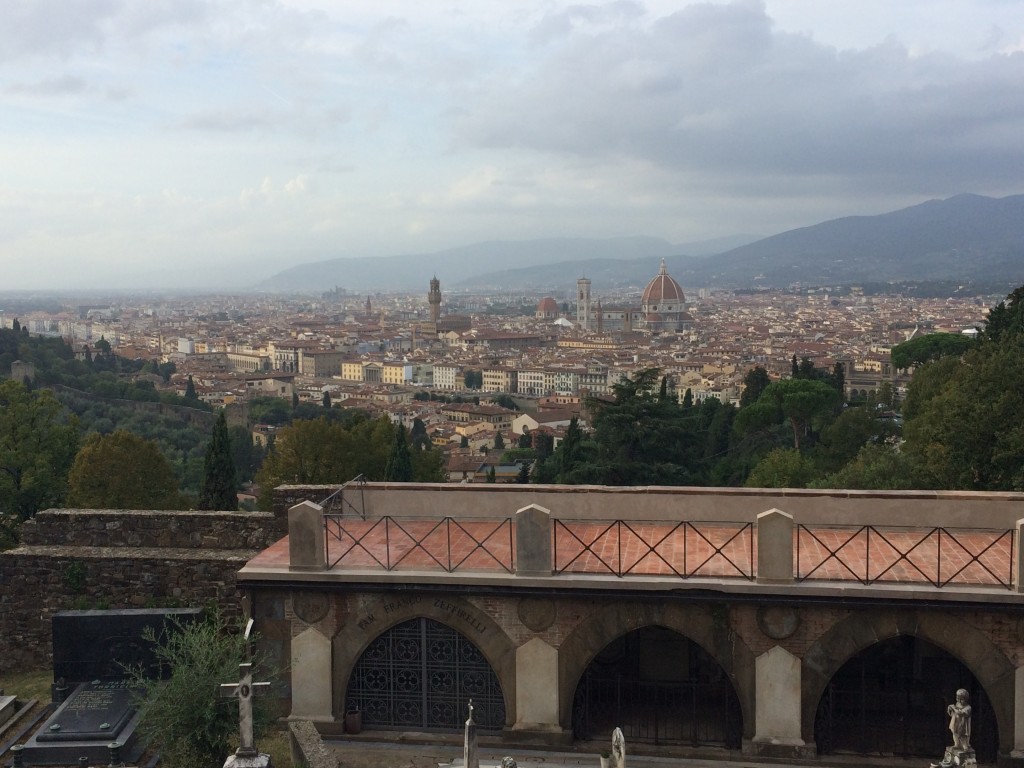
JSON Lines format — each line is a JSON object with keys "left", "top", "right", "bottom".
{"left": 324, "top": 515, "right": 515, "bottom": 573}
{"left": 318, "top": 474, "right": 367, "bottom": 520}
{"left": 796, "top": 524, "right": 1015, "bottom": 588}
{"left": 553, "top": 520, "right": 754, "bottom": 580}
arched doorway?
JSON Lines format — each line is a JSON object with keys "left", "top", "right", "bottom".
{"left": 814, "top": 636, "right": 997, "bottom": 762}
{"left": 345, "top": 617, "right": 506, "bottom": 731}
{"left": 571, "top": 626, "right": 742, "bottom": 747}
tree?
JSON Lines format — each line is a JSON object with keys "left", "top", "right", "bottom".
{"left": 128, "top": 611, "right": 268, "bottom": 768}
{"left": 322, "top": 391, "right": 332, "bottom": 409}
{"left": 746, "top": 448, "right": 816, "bottom": 489}
{"left": 493, "top": 431, "right": 505, "bottom": 450}
{"left": 891, "top": 333, "right": 974, "bottom": 370}
{"left": 0, "top": 380, "right": 79, "bottom": 522}
{"left": 460, "top": 434, "right": 470, "bottom": 449}
{"left": 810, "top": 444, "right": 934, "bottom": 491}
{"left": 11, "top": 318, "right": 19, "bottom": 332}
{"left": 740, "top": 366, "right": 771, "bottom": 407}
{"left": 486, "top": 466, "right": 496, "bottom": 483}
{"left": 67, "top": 430, "right": 180, "bottom": 510}
{"left": 184, "top": 375, "right": 198, "bottom": 401}
{"left": 980, "top": 285, "right": 1024, "bottom": 345}
{"left": 759, "top": 379, "right": 840, "bottom": 450}
{"left": 254, "top": 416, "right": 397, "bottom": 509}
{"left": 384, "top": 425, "right": 413, "bottom": 482}
{"left": 198, "top": 411, "right": 237, "bottom": 510}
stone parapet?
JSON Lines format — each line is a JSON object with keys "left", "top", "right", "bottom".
{"left": 20, "top": 509, "right": 283, "bottom": 549}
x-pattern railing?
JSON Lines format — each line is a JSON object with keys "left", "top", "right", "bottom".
{"left": 553, "top": 519, "right": 754, "bottom": 579}
{"left": 796, "top": 524, "right": 1014, "bottom": 588}
{"left": 324, "top": 515, "right": 514, "bottom": 573}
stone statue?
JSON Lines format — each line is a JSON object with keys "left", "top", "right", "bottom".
{"left": 611, "top": 727, "right": 625, "bottom": 768}
{"left": 931, "top": 689, "right": 975, "bottom": 768}
{"left": 947, "top": 689, "right": 971, "bottom": 751}
{"left": 500, "top": 758, "right": 517, "bottom": 768}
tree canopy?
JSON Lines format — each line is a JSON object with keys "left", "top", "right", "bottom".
{"left": 890, "top": 332, "right": 974, "bottom": 370}
{"left": 67, "top": 430, "right": 181, "bottom": 509}
{"left": 0, "top": 380, "right": 79, "bottom": 523}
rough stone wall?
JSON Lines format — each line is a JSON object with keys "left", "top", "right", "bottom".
{"left": 0, "top": 508, "right": 283, "bottom": 674}
{"left": 20, "top": 509, "right": 284, "bottom": 548}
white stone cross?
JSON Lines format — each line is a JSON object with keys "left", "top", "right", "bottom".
{"left": 220, "top": 662, "right": 271, "bottom": 757}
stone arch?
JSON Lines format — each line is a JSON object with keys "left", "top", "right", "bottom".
{"left": 332, "top": 593, "right": 517, "bottom": 727}
{"left": 558, "top": 600, "right": 756, "bottom": 739}
{"left": 802, "top": 610, "right": 1015, "bottom": 754}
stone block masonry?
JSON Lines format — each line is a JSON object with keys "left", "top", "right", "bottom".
{"left": 0, "top": 508, "right": 286, "bottom": 674}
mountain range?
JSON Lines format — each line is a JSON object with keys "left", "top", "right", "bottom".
{"left": 254, "top": 193, "right": 1024, "bottom": 293}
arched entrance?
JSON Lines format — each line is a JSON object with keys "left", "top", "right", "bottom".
{"left": 571, "top": 626, "right": 742, "bottom": 747}
{"left": 814, "top": 636, "right": 998, "bottom": 762}
{"left": 345, "top": 617, "right": 506, "bottom": 731}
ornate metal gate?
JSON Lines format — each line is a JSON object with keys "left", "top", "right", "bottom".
{"left": 814, "top": 636, "right": 998, "bottom": 763}
{"left": 345, "top": 617, "right": 505, "bottom": 730}
{"left": 572, "top": 627, "right": 742, "bottom": 748}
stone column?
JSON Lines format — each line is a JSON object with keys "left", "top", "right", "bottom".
{"left": 289, "top": 501, "right": 326, "bottom": 571}
{"left": 1015, "top": 519, "right": 1024, "bottom": 594}
{"left": 289, "top": 627, "right": 334, "bottom": 722}
{"left": 750, "top": 646, "right": 806, "bottom": 757}
{"left": 1013, "top": 665, "right": 1024, "bottom": 757}
{"left": 515, "top": 504, "right": 552, "bottom": 577}
{"left": 757, "top": 509, "right": 794, "bottom": 584}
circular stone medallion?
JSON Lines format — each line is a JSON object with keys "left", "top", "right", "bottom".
{"left": 517, "top": 598, "right": 556, "bottom": 632}
{"left": 292, "top": 591, "right": 330, "bottom": 625}
{"left": 757, "top": 606, "right": 800, "bottom": 640}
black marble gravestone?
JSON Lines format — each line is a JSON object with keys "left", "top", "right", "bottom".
{"left": 21, "top": 608, "right": 203, "bottom": 765}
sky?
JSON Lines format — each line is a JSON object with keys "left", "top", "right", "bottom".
{"left": 2, "top": 0, "right": 1023, "bottom": 291}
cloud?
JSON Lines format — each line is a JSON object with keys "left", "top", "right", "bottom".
{"left": 6, "top": 75, "right": 87, "bottom": 97}
{"left": 457, "top": 1, "right": 1024, "bottom": 196}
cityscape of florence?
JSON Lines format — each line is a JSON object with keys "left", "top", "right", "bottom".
{"left": 2, "top": 2, "right": 1024, "bottom": 768}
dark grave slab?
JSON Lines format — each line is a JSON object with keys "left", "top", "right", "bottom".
{"left": 20, "top": 608, "right": 205, "bottom": 766}
{"left": 52, "top": 607, "right": 203, "bottom": 685}
{"left": 21, "top": 681, "right": 145, "bottom": 765}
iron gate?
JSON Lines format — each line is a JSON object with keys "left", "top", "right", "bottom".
{"left": 814, "top": 636, "right": 998, "bottom": 763}
{"left": 572, "top": 628, "right": 742, "bottom": 748}
{"left": 345, "top": 617, "right": 505, "bottom": 730}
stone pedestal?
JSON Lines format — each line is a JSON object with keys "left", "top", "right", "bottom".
{"left": 223, "top": 752, "right": 273, "bottom": 768}
{"left": 931, "top": 747, "right": 976, "bottom": 768}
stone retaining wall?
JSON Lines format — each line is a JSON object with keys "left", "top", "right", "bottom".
{"left": 0, "top": 508, "right": 285, "bottom": 674}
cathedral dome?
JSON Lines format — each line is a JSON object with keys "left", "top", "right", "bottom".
{"left": 537, "top": 297, "right": 559, "bottom": 314}
{"left": 641, "top": 259, "right": 685, "bottom": 307}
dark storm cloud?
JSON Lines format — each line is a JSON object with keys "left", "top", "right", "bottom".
{"left": 459, "top": 1, "right": 1024, "bottom": 196}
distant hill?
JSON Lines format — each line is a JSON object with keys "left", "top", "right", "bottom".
{"left": 254, "top": 194, "right": 1024, "bottom": 293}
{"left": 677, "top": 193, "right": 1024, "bottom": 288}
{"left": 252, "top": 235, "right": 758, "bottom": 293}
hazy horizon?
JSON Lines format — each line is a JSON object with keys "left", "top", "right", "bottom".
{"left": 4, "top": 0, "right": 1023, "bottom": 291}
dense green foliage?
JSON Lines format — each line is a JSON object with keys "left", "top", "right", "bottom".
{"left": 67, "top": 430, "right": 182, "bottom": 509}
{"left": 255, "top": 414, "right": 445, "bottom": 508}
{"left": 0, "top": 379, "right": 79, "bottom": 525}
{"left": 199, "top": 412, "right": 238, "bottom": 510}
{"left": 890, "top": 332, "right": 975, "bottom": 370}
{"left": 128, "top": 612, "right": 269, "bottom": 768}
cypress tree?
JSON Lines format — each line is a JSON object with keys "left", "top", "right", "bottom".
{"left": 199, "top": 411, "right": 237, "bottom": 510}
{"left": 184, "top": 375, "right": 198, "bottom": 401}
{"left": 385, "top": 425, "right": 413, "bottom": 482}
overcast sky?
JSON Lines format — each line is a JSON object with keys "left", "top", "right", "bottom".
{"left": 2, "top": 0, "right": 1023, "bottom": 290}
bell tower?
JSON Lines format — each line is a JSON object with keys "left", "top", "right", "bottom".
{"left": 576, "top": 277, "right": 591, "bottom": 331}
{"left": 428, "top": 276, "right": 442, "bottom": 326}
